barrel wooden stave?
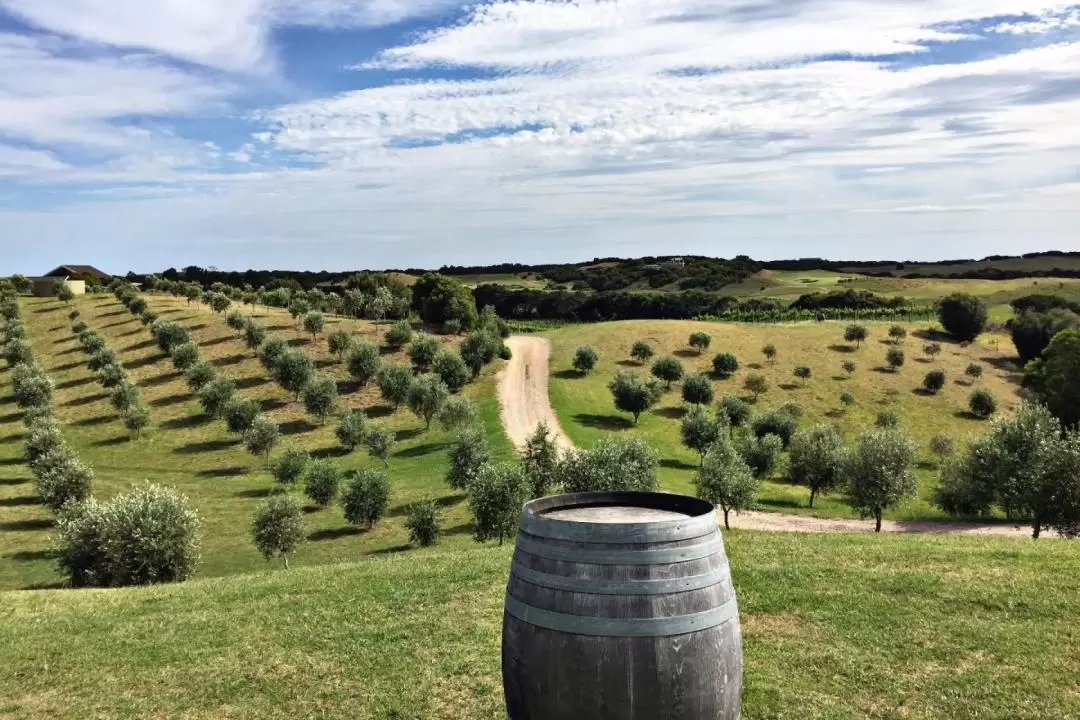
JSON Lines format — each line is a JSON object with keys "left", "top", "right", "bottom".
{"left": 502, "top": 492, "right": 742, "bottom": 720}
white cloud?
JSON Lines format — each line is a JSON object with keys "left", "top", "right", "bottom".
{"left": 272, "top": 0, "right": 470, "bottom": 29}
{"left": 989, "top": 7, "right": 1080, "bottom": 33}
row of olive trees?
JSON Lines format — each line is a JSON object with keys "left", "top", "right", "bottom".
{"left": 76, "top": 299, "right": 151, "bottom": 437}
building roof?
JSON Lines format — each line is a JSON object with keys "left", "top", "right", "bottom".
{"left": 42, "top": 265, "right": 111, "bottom": 280}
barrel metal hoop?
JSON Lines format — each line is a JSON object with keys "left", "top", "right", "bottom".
{"left": 520, "top": 511, "right": 718, "bottom": 544}
{"left": 514, "top": 534, "right": 723, "bottom": 565}
{"left": 510, "top": 559, "right": 730, "bottom": 596}
{"left": 504, "top": 594, "right": 739, "bottom": 637}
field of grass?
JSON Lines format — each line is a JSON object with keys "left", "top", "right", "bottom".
{"left": 546, "top": 319, "right": 1023, "bottom": 520}
{"left": 1, "top": 531, "right": 1078, "bottom": 719}
{"left": 0, "top": 295, "right": 514, "bottom": 592}
{"left": 839, "top": 255, "right": 1080, "bottom": 276}
{"left": 453, "top": 273, "right": 551, "bottom": 290}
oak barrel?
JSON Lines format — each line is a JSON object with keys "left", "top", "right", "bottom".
{"left": 502, "top": 491, "right": 742, "bottom": 720}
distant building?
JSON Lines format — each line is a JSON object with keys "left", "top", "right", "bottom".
{"left": 30, "top": 264, "right": 111, "bottom": 297}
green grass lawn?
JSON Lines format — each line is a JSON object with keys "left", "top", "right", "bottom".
{"left": 1, "top": 531, "right": 1078, "bottom": 719}
{"left": 546, "top": 319, "right": 1024, "bottom": 521}
{"left": 0, "top": 295, "right": 513, "bottom": 591}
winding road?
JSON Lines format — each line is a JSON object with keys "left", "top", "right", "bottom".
{"left": 496, "top": 335, "right": 1036, "bottom": 537}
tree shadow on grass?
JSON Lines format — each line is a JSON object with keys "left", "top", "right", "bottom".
{"left": 286, "top": 338, "right": 306, "bottom": 348}
{"left": 174, "top": 438, "right": 238, "bottom": 454}
{"left": 824, "top": 408, "right": 847, "bottom": 419}
{"left": 953, "top": 410, "right": 990, "bottom": 422}
{"left": 7, "top": 548, "right": 56, "bottom": 562}
{"left": 659, "top": 458, "right": 697, "bottom": 471}
{"left": 395, "top": 427, "right": 426, "bottom": 442}
{"left": 756, "top": 498, "right": 806, "bottom": 511}
{"left": 54, "top": 360, "right": 84, "bottom": 372}
{"left": 54, "top": 376, "right": 96, "bottom": 391}
{"left": 69, "top": 413, "right": 115, "bottom": 427}
{"left": 0, "top": 412, "right": 22, "bottom": 424}
{"left": 778, "top": 383, "right": 800, "bottom": 391}
{"left": 917, "top": 460, "right": 938, "bottom": 471}
{"left": 0, "top": 432, "right": 24, "bottom": 444}
{"left": 190, "top": 323, "right": 209, "bottom": 331}
{"left": 62, "top": 392, "right": 109, "bottom": 408}
{"left": 653, "top": 406, "right": 685, "bottom": 420}
{"left": 122, "top": 339, "right": 157, "bottom": 353}
{"left": 140, "top": 370, "right": 182, "bottom": 388}
{"left": 443, "top": 522, "right": 473, "bottom": 537}
{"left": 913, "top": 328, "right": 950, "bottom": 342}
{"left": 125, "top": 354, "right": 165, "bottom": 371}
{"left": 573, "top": 413, "right": 633, "bottom": 431}
{"left": 674, "top": 349, "right": 700, "bottom": 359}
{"left": 370, "top": 543, "right": 411, "bottom": 555}
{"left": 150, "top": 393, "right": 190, "bottom": 408}
{"left": 118, "top": 328, "right": 142, "bottom": 338}
{"left": 211, "top": 354, "right": 246, "bottom": 368}
{"left": 0, "top": 477, "right": 28, "bottom": 486}
{"left": 0, "top": 458, "right": 24, "bottom": 466}
{"left": 915, "top": 357, "right": 932, "bottom": 364}
{"left": 92, "top": 435, "right": 131, "bottom": 447}
{"left": 367, "top": 405, "right": 395, "bottom": 419}
{"left": 99, "top": 309, "right": 127, "bottom": 318}
{"left": 309, "top": 526, "right": 361, "bottom": 541}
{"left": 553, "top": 369, "right": 583, "bottom": 379}
{"left": 912, "top": 388, "right": 937, "bottom": 397}
{"left": 616, "top": 360, "right": 642, "bottom": 368}
{"left": 259, "top": 398, "right": 289, "bottom": 413}
{"left": 235, "top": 376, "right": 269, "bottom": 390}
{"left": 311, "top": 445, "right": 352, "bottom": 460}
{"left": 0, "top": 518, "right": 53, "bottom": 531}
{"left": 387, "top": 493, "right": 464, "bottom": 518}
{"left": 395, "top": 442, "right": 450, "bottom": 459}
{"left": 0, "top": 495, "right": 37, "bottom": 507}
{"left": 234, "top": 487, "right": 274, "bottom": 499}
{"left": 871, "top": 366, "right": 897, "bottom": 375}
{"left": 827, "top": 344, "right": 857, "bottom": 354}
{"left": 101, "top": 319, "right": 135, "bottom": 330}
{"left": 196, "top": 466, "right": 250, "bottom": 478}
{"left": 280, "top": 419, "right": 317, "bottom": 436}
{"left": 56, "top": 346, "right": 83, "bottom": 357}
{"left": 198, "top": 336, "right": 233, "bottom": 349}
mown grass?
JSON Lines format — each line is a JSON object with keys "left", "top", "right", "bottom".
{"left": 546, "top": 319, "right": 1023, "bottom": 520}
{"left": 0, "top": 531, "right": 1077, "bottom": 719}
{"left": 0, "top": 295, "right": 513, "bottom": 591}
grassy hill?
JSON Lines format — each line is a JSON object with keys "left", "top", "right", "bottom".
{"left": 0, "top": 295, "right": 513, "bottom": 591}
{"left": 546, "top": 319, "right": 1023, "bottom": 520}
{"left": 2, "top": 532, "right": 1079, "bottom": 719}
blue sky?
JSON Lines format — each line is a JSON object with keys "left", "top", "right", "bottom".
{"left": 0, "top": 0, "right": 1078, "bottom": 274}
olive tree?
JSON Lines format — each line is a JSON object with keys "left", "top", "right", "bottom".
{"left": 651, "top": 356, "right": 684, "bottom": 389}
{"left": 712, "top": 352, "right": 739, "bottom": 378}
{"left": 258, "top": 337, "right": 289, "bottom": 373}
{"left": 243, "top": 321, "right": 267, "bottom": 355}
{"left": 469, "top": 462, "right": 531, "bottom": 545}
{"left": 608, "top": 372, "right": 663, "bottom": 424}
{"left": 787, "top": 424, "right": 846, "bottom": 507}
{"left": 198, "top": 376, "right": 235, "bottom": 418}
{"left": 719, "top": 394, "right": 752, "bottom": 427}
{"left": 335, "top": 410, "right": 367, "bottom": 451}
{"left": 929, "top": 435, "right": 954, "bottom": 465}
{"left": 123, "top": 403, "right": 151, "bottom": 439}
{"left": 844, "top": 324, "right": 868, "bottom": 349}
{"left": 888, "top": 325, "right": 907, "bottom": 343}
{"left": 363, "top": 423, "right": 395, "bottom": 467}
{"left": 572, "top": 345, "right": 599, "bottom": 375}
{"left": 34, "top": 451, "right": 94, "bottom": 512}
{"left": 407, "top": 374, "right": 449, "bottom": 429}
{"left": 937, "top": 293, "right": 987, "bottom": 342}
{"left": 743, "top": 373, "right": 769, "bottom": 400}
{"left": 438, "top": 396, "right": 478, "bottom": 431}
{"left": 923, "top": 369, "right": 946, "bottom": 394}
{"left": 405, "top": 499, "right": 441, "bottom": 546}
{"left": 923, "top": 342, "right": 942, "bottom": 361}
{"left": 153, "top": 322, "right": 190, "bottom": 355}
{"left": 304, "top": 459, "right": 341, "bottom": 507}
{"left": 689, "top": 331, "right": 712, "bottom": 354}
{"left": 965, "top": 363, "right": 983, "bottom": 383}
{"left": 244, "top": 416, "right": 280, "bottom": 468}
{"left": 681, "top": 372, "right": 714, "bottom": 405}
{"left": 327, "top": 330, "right": 354, "bottom": 362}
{"left": 630, "top": 341, "right": 654, "bottom": 364}
{"left": 346, "top": 340, "right": 382, "bottom": 386}
{"left": 968, "top": 389, "right": 997, "bottom": 419}
{"left": 251, "top": 495, "right": 306, "bottom": 568}
{"left": 185, "top": 362, "right": 217, "bottom": 393}
{"left": 273, "top": 448, "right": 310, "bottom": 487}
{"left": 432, "top": 349, "right": 470, "bottom": 393}
{"left": 342, "top": 469, "right": 390, "bottom": 529}
{"left": 302, "top": 311, "right": 324, "bottom": 343}
{"left": 170, "top": 341, "right": 200, "bottom": 372}
{"left": 223, "top": 397, "right": 260, "bottom": 435}
{"left": 793, "top": 366, "right": 812, "bottom": 386}
{"left": 384, "top": 320, "right": 412, "bottom": 349}
{"left": 209, "top": 292, "right": 231, "bottom": 314}
{"left": 842, "top": 360, "right": 856, "bottom": 376}
{"left": 697, "top": 434, "right": 756, "bottom": 529}
{"left": 56, "top": 281, "right": 75, "bottom": 304}
{"left": 681, "top": 404, "right": 721, "bottom": 462}
{"left": 522, "top": 422, "right": 560, "bottom": 498}
{"left": 226, "top": 310, "right": 247, "bottom": 336}
{"left": 762, "top": 344, "right": 777, "bottom": 364}
{"left": 845, "top": 428, "right": 917, "bottom": 532}
{"left": 110, "top": 380, "right": 140, "bottom": 415}
{"left": 886, "top": 347, "right": 905, "bottom": 372}
{"left": 302, "top": 375, "right": 339, "bottom": 424}
{"left": 447, "top": 425, "right": 491, "bottom": 490}
{"left": 376, "top": 362, "right": 413, "bottom": 408}
{"left": 409, "top": 333, "right": 441, "bottom": 373}
{"left": 1024, "top": 329, "right": 1080, "bottom": 428}
{"left": 558, "top": 436, "right": 659, "bottom": 493}
{"left": 274, "top": 349, "right": 315, "bottom": 401}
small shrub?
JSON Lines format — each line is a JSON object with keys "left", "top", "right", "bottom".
{"left": 384, "top": 320, "right": 413, "bottom": 349}
{"left": 198, "top": 377, "right": 235, "bottom": 418}
{"left": 842, "top": 360, "right": 856, "bottom": 376}
{"left": 559, "top": 436, "right": 659, "bottom": 493}
{"left": 432, "top": 349, "right": 470, "bottom": 393}
{"left": 441, "top": 319, "right": 462, "bottom": 336}
{"left": 573, "top": 345, "right": 599, "bottom": 375}
{"left": 923, "top": 369, "right": 946, "bottom": 394}
{"left": 630, "top": 341, "right": 654, "bottom": 364}
{"left": 689, "top": 331, "right": 712, "bottom": 353}
{"left": 244, "top": 416, "right": 280, "bottom": 467}
{"left": 965, "top": 363, "right": 983, "bottom": 383}
{"left": 304, "top": 459, "right": 341, "bottom": 507}
{"left": 712, "top": 352, "right": 739, "bottom": 378}
{"left": 273, "top": 448, "right": 310, "bottom": 487}
{"left": 743, "top": 373, "right": 769, "bottom": 400}
{"left": 969, "top": 389, "right": 997, "bottom": 419}
{"left": 251, "top": 495, "right": 306, "bottom": 568}
{"left": 258, "top": 337, "right": 289, "bottom": 372}
{"left": 888, "top": 325, "right": 907, "bottom": 343}
{"left": 342, "top": 469, "right": 390, "bottom": 529}
{"left": 302, "top": 375, "right": 340, "bottom": 424}
{"left": 762, "top": 344, "right": 777, "bottom": 363}
{"left": 405, "top": 499, "right": 441, "bottom": 546}
{"left": 123, "top": 403, "right": 151, "bottom": 439}
{"left": 875, "top": 410, "right": 900, "bottom": 428}
{"left": 110, "top": 381, "right": 140, "bottom": 414}
{"left": 778, "top": 401, "right": 804, "bottom": 419}
{"left": 840, "top": 391, "right": 856, "bottom": 407}
{"left": 469, "top": 462, "right": 531, "bottom": 545}
{"left": 886, "top": 347, "right": 905, "bottom": 371}
{"left": 498, "top": 344, "right": 512, "bottom": 360}
{"left": 793, "top": 366, "right": 812, "bottom": 385}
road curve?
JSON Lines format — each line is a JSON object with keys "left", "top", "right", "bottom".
{"left": 496, "top": 335, "right": 1040, "bottom": 538}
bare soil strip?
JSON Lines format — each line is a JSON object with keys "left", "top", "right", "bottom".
{"left": 497, "top": 335, "right": 1037, "bottom": 538}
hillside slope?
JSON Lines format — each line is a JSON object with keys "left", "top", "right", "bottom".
{"left": 3, "top": 533, "right": 1080, "bottom": 719}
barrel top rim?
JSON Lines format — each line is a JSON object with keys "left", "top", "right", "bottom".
{"left": 524, "top": 491, "right": 715, "bottom": 525}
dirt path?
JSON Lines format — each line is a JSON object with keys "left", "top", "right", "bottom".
{"left": 497, "top": 336, "right": 574, "bottom": 451}
{"left": 497, "top": 335, "right": 1039, "bottom": 538}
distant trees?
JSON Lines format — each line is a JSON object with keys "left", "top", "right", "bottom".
{"left": 688, "top": 331, "right": 712, "bottom": 354}
{"left": 1009, "top": 308, "right": 1080, "bottom": 364}
{"left": 888, "top": 325, "right": 907, "bottom": 343}
{"left": 412, "top": 272, "right": 479, "bottom": 331}
{"left": 608, "top": 372, "right": 663, "bottom": 423}
{"left": 573, "top": 345, "right": 599, "bottom": 375}
{"left": 302, "top": 311, "right": 324, "bottom": 342}
{"left": 923, "top": 343, "right": 942, "bottom": 361}
{"left": 937, "top": 293, "right": 987, "bottom": 342}
{"left": 1024, "top": 329, "right": 1080, "bottom": 427}
{"left": 845, "top": 429, "right": 917, "bottom": 532}
{"left": 844, "top": 324, "right": 868, "bottom": 349}
{"left": 712, "top": 352, "right": 739, "bottom": 378}
{"left": 762, "top": 344, "right": 777, "bottom": 363}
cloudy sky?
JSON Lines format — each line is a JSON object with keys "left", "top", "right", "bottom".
{"left": 1, "top": 1, "right": 1078, "bottom": 274}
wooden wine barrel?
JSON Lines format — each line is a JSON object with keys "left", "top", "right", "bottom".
{"left": 502, "top": 491, "right": 742, "bottom": 720}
